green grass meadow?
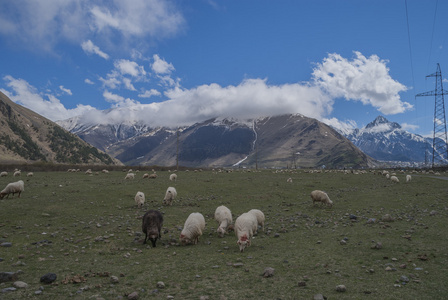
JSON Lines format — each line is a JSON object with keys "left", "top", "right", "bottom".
{"left": 0, "top": 169, "right": 447, "bottom": 299}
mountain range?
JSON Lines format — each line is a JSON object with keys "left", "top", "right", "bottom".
{"left": 57, "top": 114, "right": 373, "bottom": 169}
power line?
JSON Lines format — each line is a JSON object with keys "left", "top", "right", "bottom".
{"left": 405, "top": 0, "right": 416, "bottom": 90}
{"left": 426, "top": 0, "right": 439, "bottom": 74}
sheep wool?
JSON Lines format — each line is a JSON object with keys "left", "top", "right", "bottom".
{"left": 234, "top": 212, "right": 258, "bottom": 252}
{"left": 180, "top": 212, "right": 205, "bottom": 245}
{"left": 13, "top": 171, "right": 21, "bottom": 177}
{"left": 163, "top": 187, "right": 177, "bottom": 206}
{"left": 390, "top": 176, "right": 399, "bottom": 183}
{"left": 214, "top": 205, "right": 233, "bottom": 237}
{"left": 406, "top": 175, "right": 412, "bottom": 182}
{"left": 0, "top": 172, "right": 8, "bottom": 177}
{"left": 0, "top": 180, "right": 25, "bottom": 199}
{"left": 135, "top": 191, "right": 145, "bottom": 208}
{"left": 310, "top": 190, "right": 333, "bottom": 207}
{"left": 142, "top": 210, "right": 164, "bottom": 247}
{"left": 248, "top": 209, "right": 265, "bottom": 233}
{"left": 169, "top": 173, "right": 177, "bottom": 181}
{"left": 125, "top": 173, "right": 135, "bottom": 180}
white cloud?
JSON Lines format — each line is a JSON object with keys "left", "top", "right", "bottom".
{"left": 81, "top": 40, "right": 109, "bottom": 59}
{"left": 138, "top": 89, "right": 161, "bottom": 98}
{"left": 312, "top": 51, "right": 412, "bottom": 115}
{"left": 0, "top": 0, "right": 185, "bottom": 52}
{"left": 323, "top": 118, "right": 357, "bottom": 135}
{"left": 2, "top": 75, "right": 96, "bottom": 121}
{"left": 84, "top": 79, "right": 94, "bottom": 85}
{"left": 59, "top": 85, "right": 72, "bottom": 95}
{"left": 401, "top": 123, "right": 419, "bottom": 131}
{"left": 103, "top": 90, "right": 139, "bottom": 107}
{"left": 152, "top": 54, "right": 175, "bottom": 74}
{"left": 114, "top": 59, "right": 146, "bottom": 77}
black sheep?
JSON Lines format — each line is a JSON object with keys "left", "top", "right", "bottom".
{"left": 142, "top": 210, "right": 164, "bottom": 247}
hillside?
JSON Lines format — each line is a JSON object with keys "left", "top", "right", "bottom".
{"left": 0, "top": 91, "right": 121, "bottom": 165}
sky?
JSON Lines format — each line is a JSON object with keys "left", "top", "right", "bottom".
{"left": 1, "top": 0, "right": 448, "bottom": 137}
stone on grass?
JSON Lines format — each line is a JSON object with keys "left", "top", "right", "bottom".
{"left": 128, "top": 291, "right": 139, "bottom": 299}
{"left": 13, "top": 281, "right": 28, "bottom": 288}
{"left": 157, "top": 281, "right": 165, "bottom": 288}
{"left": 336, "top": 285, "right": 346, "bottom": 292}
{"left": 110, "top": 276, "right": 119, "bottom": 283}
{"left": 40, "top": 273, "right": 57, "bottom": 284}
{"left": 0, "top": 272, "right": 19, "bottom": 283}
{"left": 313, "top": 294, "right": 325, "bottom": 300}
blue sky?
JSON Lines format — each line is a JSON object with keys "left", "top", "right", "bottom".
{"left": 1, "top": 0, "right": 447, "bottom": 136}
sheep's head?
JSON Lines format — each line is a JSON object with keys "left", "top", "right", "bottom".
{"left": 179, "top": 234, "right": 191, "bottom": 245}
{"left": 237, "top": 235, "right": 250, "bottom": 252}
{"left": 217, "top": 226, "right": 226, "bottom": 237}
{"left": 0, "top": 192, "right": 5, "bottom": 200}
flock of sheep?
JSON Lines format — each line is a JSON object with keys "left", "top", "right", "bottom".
{"left": 0, "top": 167, "right": 418, "bottom": 253}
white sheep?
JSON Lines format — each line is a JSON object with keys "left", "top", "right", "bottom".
{"left": 234, "top": 212, "right": 258, "bottom": 252}
{"left": 85, "top": 169, "right": 92, "bottom": 175}
{"left": 390, "top": 176, "right": 399, "bottom": 183}
{"left": 135, "top": 191, "right": 145, "bottom": 208}
{"left": 180, "top": 212, "right": 205, "bottom": 245}
{"left": 26, "top": 172, "right": 33, "bottom": 177}
{"left": 0, "top": 171, "right": 8, "bottom": 177}
{"left": 163, "top": 187, "right": 177, "bottom": 206}
{"left": 169, "top": 173, "right": 177, "bottom": 181}
{"left": 286, "top": 177, "right": 292, "bottom": 183}
{"left": 0, "top": 180, "right": 24, "bottom": 199}
{"left": 310, "top": 190, "right": 333, "bottom": 207}
{"left": 214, "top": 205, "right": 233, "bottom": 237}
{"left": 125, "top": 173, "right": 135, "bottom": 180}
{"left": 248, "top": 209, "right": 265, "bottom": 233}
{"left": 149, "top": 173, "right": 157, "bottom": 179}
{"left": 142, "top": 173, "right": 149, "bottom": 179}
{"left": 406, "top": 174, "right": 412, "bottom": 182}
{"left": 13, "top": 170, "right": 21, "bottom": 177}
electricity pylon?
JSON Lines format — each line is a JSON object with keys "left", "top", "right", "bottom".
{"left": 415, "top": 63, "right": 448, "bottom": 167}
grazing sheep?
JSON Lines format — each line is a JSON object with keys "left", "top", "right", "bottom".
{"left": 169, "top": 173, "right": 177, "bottom": 181}
{"left": 142, "top": 210, "right": 164, "bottom": 247}
{"left": 149, "top": 173, "right": 157, "bottom": 179}
{"left": 214, "top": 205, "right": 233, "bottom": 237}
{"left": 102, "top": 169, "right": 109, "bottom": 174}
{"left": 26, "top": 172, "right": 33, "bottom": 177}
{"left": 390, "top": 176, "right": 399, "bottom": 183}
{"left": 310, "top": 190, "right": 333, "bottom": 207}
{"left": 0, "top": 180, "right": 24, "bottom": 199}
{"left": 85, "top": 169, "right": 92, "bottom": 175}
{"left": 287, "top": 177, "right": 292, "bottom": 183}
{"left": 163, "top": 187, "right": 177, "bottom": 206}
{"left": 248, "top": 209, "right": 265, "bottom": 233}
{"left": 13, "top": 170, "right": 21, "bottom": 177}
{"left": 234, "top": 212, "right": 258, "bottom": 252}
{"left": 135, "top": 191, "right": 145, "bottom": 208}
{"left": 385, "top": 173, "right": 390, "bottom": 179}
{"left": 142, "top": 173, "right": 149, "bottom": 179}
{"left": 406, "top": 174, "right": 412, "bottom": 182}
{"left": 179, "top": 212, "right": 205, "bottom": 245}
{"left": 0, "top": 171, "right": 8, "bottom": 177}
{"left": 125, "top": 173, "right": 135, "bottom": 180}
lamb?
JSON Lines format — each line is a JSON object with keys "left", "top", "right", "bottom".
{"left": 390, "top": 176, "right": 399, "bottom": 183}
{"left": 214, "top": 205, "right": 233, "bottom": 237}
{"left": 142, "top": 173, "right": 149, "bottom": 179}
{"left": 0, "top": 180, "right": 24, "bottom": 199}
{"left": 142, "top": 210, "right": 164, "bottom": 247}
{"left": 234, "top": 212, "right": 258, "bottom": 252}
{"left": 125, "top": 173, "right": 135, "bottom": 180}
{"left": 310, "top": 190, "right": 333, "bottom": 207}
{"left": 149, "top": 173, "right": 157, "bottom": 179}
{"left": 179, "top": 212, "right": 205, "bottom": 245}
{"left": 13, "top": 170, "right": 21, "bottom": 177}
{"left": 169, "top": 173, "right": 177, "bottom": 181}
{"left": 26, "top": 172, "right": 33, "bottom": 177}
{"left": 135, "top": 191, "right": 145, "bottom": 208}
{"left": 248, "top": 209, "right": 265, "bottom": 233}
{"left": 163, "top": 187, "right": 177, "bottom": 206}
{"left": 0, "top": 171, "right": 8, "bottom": 177}
{"left": 406, "top": 174, "right": 412, "bottom": 182}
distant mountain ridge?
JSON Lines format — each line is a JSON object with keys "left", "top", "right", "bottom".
{"left": 339, "top": 115, "right": 447, "bottom": 165}
{"left": 58, "top": 113, "right": 374, "bottom": 168}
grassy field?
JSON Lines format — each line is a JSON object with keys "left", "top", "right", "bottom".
{"left": 0, "top": 168, "right": 447, "bottom": 299}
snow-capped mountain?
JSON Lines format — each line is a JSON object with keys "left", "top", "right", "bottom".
{"left": 57, "top": 113, "right": 373, "bottom": 168}
{"left": 340, "top": 115, "right": 447, "bottom": 165}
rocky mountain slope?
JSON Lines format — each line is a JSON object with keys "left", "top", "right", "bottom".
{"left": 0, "top": 91, "right": 121, "bottom": 165}
{"left": 58, "top": 113, "right": 374, "bottom": 168}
